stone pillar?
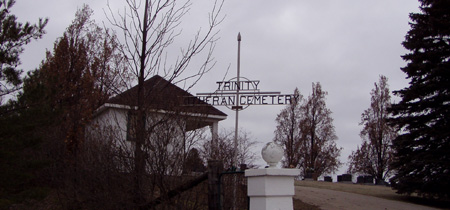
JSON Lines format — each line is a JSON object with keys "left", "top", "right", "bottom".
{"left": 245, "top": 142, "right": 300, "bottom": 210}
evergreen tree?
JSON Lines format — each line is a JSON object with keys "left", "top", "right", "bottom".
{"left": 183, "top": 148, "right": 205, "bottom": 173}
{"left": 0, "top": 6, "right": 127, "bottom": 208}
{"left": 389, "top": 0, "right": 450, "bottom": 199}
{"left": 0, "top": 0, "right": 47, "bottom": 102}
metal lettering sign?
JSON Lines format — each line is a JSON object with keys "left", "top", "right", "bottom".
{"left": 195, "top": 77, "right": 296, "bottom": 110}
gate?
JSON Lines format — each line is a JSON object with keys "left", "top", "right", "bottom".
{"left": 219, "top": 171, "right": 248, "bottom": 210}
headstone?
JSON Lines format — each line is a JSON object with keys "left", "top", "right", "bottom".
{"left": 240, "top": 164, "right": 247, "bottom": 171}
{"left": 304, "top": 172, "right": 313, "bottom": 179}
{"left": 342, "top": 174, "right": 352, "bottom": 182}
{"left": 364, "top": 175, "right": 374, "bottom": 184}
{"left": 375, "top": 179, "right": 386, "bottom": 186}
{"left": 337, "top": 175, "right": 342, "bottom": 182}
{"left": 357, "top": 176, "right": 364, "bottom": 184}
{"left": 324, "top": 176, "right": 332, "bottom": 182}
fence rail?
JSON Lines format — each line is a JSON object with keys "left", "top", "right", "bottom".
{"left": 219, "top": 171, "right": 248, "bottom": 210}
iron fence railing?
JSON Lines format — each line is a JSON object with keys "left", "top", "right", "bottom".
{"left": 219, "top": 171, "right": 248, "bottom": 210}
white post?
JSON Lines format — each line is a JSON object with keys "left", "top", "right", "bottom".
{"left": 245, "top": 142, "right": 300, "bottom": 210}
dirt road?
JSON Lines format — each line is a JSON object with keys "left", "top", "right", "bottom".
{"left": 294, "top": 185, "right": 440, "bottom": 210}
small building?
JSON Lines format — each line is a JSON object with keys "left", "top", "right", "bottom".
{"left": 88, "top": 75, "right": 227, "bottom": 172}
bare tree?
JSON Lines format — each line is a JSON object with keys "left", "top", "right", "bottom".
{"left": 201, "top": 128, "right": 258, "bottom": 169}
{"left": 274, "top": 88, "right": 303, "bottom": 168}
{"left": 300, "top": 83, "right": 341, "bottom": 179}
{"left": 85, "top": 108, "right": 210, "bottom": 209}
{"left": 32, "top": 5, "right": 129, "bottom": 153}
{"left": 348, "top": 75, "right": 396, "bottom": 184}
{"left": 275, "top": 83, "right": 341, "bottom": 179}
{"left": 105, "top": 0, "right": 224, "bottom": 206}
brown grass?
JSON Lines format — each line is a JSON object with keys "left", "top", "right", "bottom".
{"left": 293, "top": 198, "right": 321, "bottom": 210}
{"left": 295, "top": 180, "right": 403, "bottom": 200}
{"left": 295, "top": 180, "right": 450, "bottom": 209}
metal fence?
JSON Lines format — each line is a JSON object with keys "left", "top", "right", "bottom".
{"left": 219, "top": 171, "right": 248, "bottom": 210}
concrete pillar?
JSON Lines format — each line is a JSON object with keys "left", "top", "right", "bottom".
{"left": 245, "top": 142, "right": 300, "bottom": 210}
{"left": 246, "top": 168, "right": 300, "bottom": 210}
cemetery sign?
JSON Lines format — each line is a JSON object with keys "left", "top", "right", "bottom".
{"left": 195, "top": 77, "right": 297, "bottom": 109}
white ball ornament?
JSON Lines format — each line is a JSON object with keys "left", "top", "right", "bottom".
{"left": 261, "top": 142, "right": 284, "bottom": 168}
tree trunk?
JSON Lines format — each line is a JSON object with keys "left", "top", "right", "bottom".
{"left": 134, "top": 0, "right": 150, "bottom": 207}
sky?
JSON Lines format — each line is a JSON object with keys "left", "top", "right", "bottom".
{"left": 13, "top": 0, "right": 420, "bottom": 176}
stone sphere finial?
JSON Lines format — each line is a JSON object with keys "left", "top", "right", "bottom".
{"left": 261, "top": 142, "right": 284, "bottom": 168}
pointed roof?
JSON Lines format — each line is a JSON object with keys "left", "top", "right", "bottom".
{"left": 106, "top": 75, "right": 226, "bottom": 118}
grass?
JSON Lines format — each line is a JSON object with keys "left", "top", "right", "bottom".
{"left": 295, "top": 180, "right": 450, "bottom": 209}
{"left": 295, "top": 180, "right": 402, "bottom": 200}
{"left": 293, "top": 198, "right": 321, "bottom": 210}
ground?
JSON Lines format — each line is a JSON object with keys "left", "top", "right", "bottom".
{"left": 293, "top": 180, "right": 446, "bottom": 210}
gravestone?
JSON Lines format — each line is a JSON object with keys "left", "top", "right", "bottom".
{"left": 304, "top": 172, "right": 313, "bottom": 179}
{"left": 342, "top": 174, "right": 352, "bottom": 182}
{"left": 375, "top": 179, "right": 386, "bottom": 186}
{"left": 357, "top": 176, "right": 364, "bottom": 184}
{"left": 324, "top": 176, "right": 332, "bottom": 182}
{"left": 364, "top": 175, "right": 374, "bottom": 184}
{"left": 337, "top": 174, "right": 352, "bottom": 183}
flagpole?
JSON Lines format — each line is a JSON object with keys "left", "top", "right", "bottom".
{"left": 231, "top": 32, "right": 242, "bottom": 210}
{"left": 233, "top": 32, "right": 242, "bottom": 169}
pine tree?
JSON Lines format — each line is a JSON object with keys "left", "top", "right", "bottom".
{"left": 0, "top": 0, "right": 47, "bottom": 102}
{"left": 389, "top": 0, "right": 450, "bottom": 199}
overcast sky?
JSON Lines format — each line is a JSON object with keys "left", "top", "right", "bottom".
{"left": 13, "top": 0, "right": 420, "bottom": 175}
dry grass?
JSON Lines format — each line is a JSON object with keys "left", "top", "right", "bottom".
{"left": 293, "top": 198, "right": 321, "bottom": 210}
{"left": 295, "top": 180, "right": 450, "bottom": 209}
{"left": 295, "top": 180, "right": 403, "bottom": 200}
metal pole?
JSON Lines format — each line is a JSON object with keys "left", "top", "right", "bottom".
{"left": 234, "top": 32, "right": 241, "bottom": 168}
{"left": 232, "top": 32, "right": 242, "bottom": 210}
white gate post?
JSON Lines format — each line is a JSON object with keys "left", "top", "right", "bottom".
{"left": 245, "top": 142, "right": 300, "bottom": 210}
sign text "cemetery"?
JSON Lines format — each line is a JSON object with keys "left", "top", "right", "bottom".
{"left": 197, "top": 94, "right": 295, "bottom": 106}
